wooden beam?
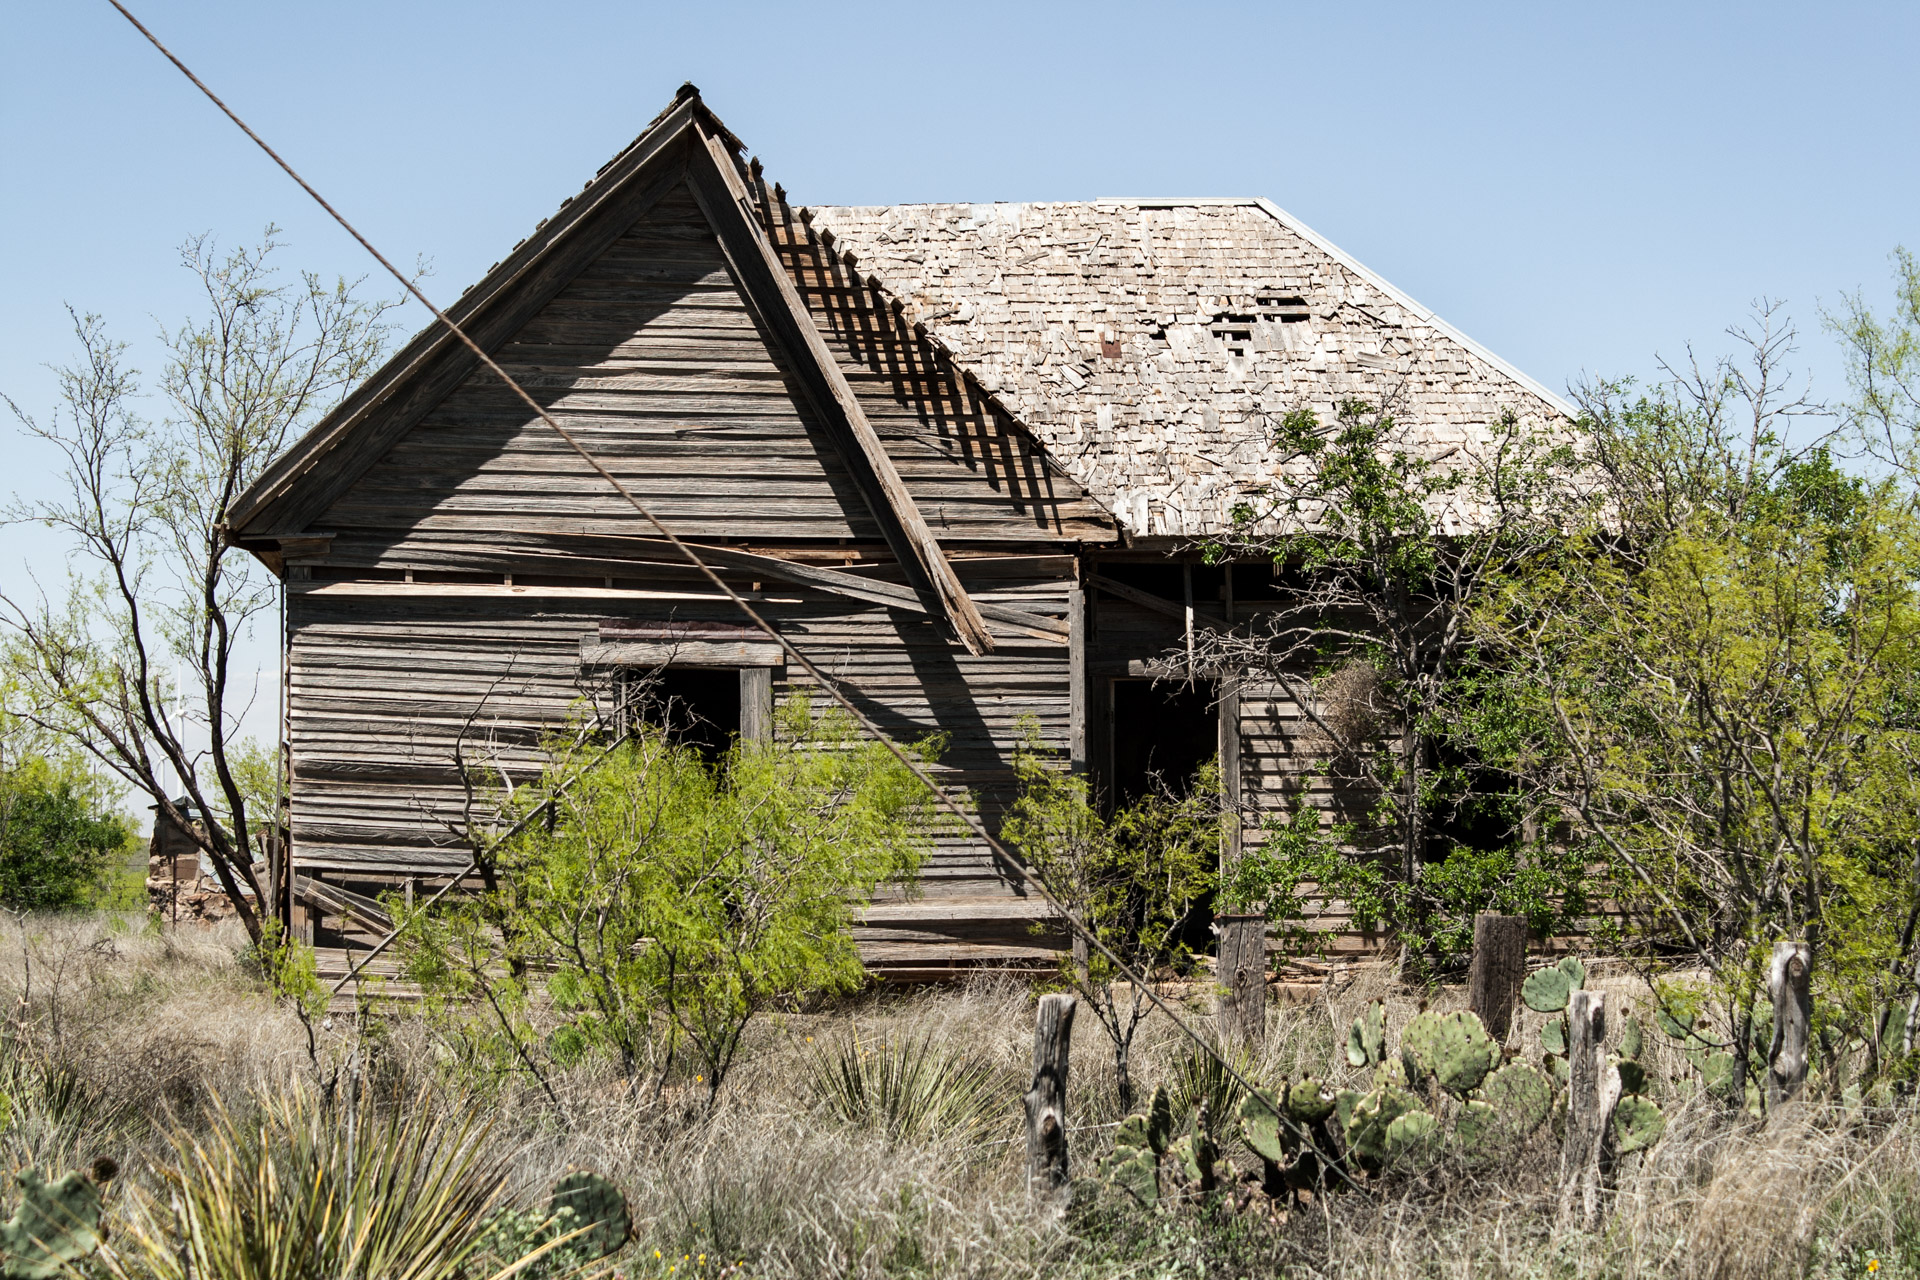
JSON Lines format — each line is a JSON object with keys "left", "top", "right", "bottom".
{"left": 683, "top": 127, "right": 996, "bottom": 657}
{"left": 1088, "top": 573, "right": 1226, "bottom": 628}
{"left": 562, "top": 534, "right": 1070, "bottom": 642}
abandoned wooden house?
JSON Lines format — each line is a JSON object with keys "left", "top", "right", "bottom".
{"left": 224, "top": 85, "right": 1572, "bottom": 982}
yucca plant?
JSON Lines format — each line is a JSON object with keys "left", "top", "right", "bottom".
{"left": 1164, "top": 1037, "right": 1259, "bottom": 1131}
{"left": 99, "top": 1089, "right": 565, "bottom": 1280}
{"left": 806, "top": 1033, "right": 1006, "bottom": 1147}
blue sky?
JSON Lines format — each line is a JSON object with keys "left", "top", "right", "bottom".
{"left": 3, "top": 1, "right": 1918, "bottom": 754}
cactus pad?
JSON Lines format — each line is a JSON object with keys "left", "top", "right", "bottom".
{"left": 1285, "top": 1077, "right": 1337, "bottom": 1125}
{"left": 1373, "top": 1055, "right": 1410, "bottom": 1091}
{"left": 1620, "top": 1015, "right": 1644, "bottom": 1061}
{"left": 0, "top": 1169, "right": 105, "bottom": 1280}
{"left": 548, "top": 1171, "right": 630, "bottom": 1260}
{"left": 1237, "top": 1090, "right": 1287, "bottom": 1165}
{"left": 1522, "top": 967, "right": 1571, "bottom": 1014}
{"left": 1614, "top": 1057, "right": 1648, "bottom": 1097}
{"left": 1104, "top": 1146, "right": 1159, "bottom": 1206}
{"left": 1346, "top": 1000, "right": 1387, "bottom": 1067}
{"left": 1146, "top": 1084, "right": 1175, "bottom": 1156}
{"left": 1112, "top": 1113, "right": 1151, "bottom": 1152}
{"left": 1333, "top": 1088, "right": 1363, "bottom": 1134}
{"left": 1482, "top": 1063, "right": 1554, "bottom": 1133}
{"left": 1540, "top": 1014, "right": 1568, "bottom": 1057}
{"left": 1401, "top": 1010, "right": 1497, "bottom": 1096}
{"left": 1702, "top": 1051, "right": 1739, "bottom": 1102}
{"left": 1384, "top": 1108, "right": 1440, "bottom": 1161}
{"left": 1454, "top": 1098, "right": 1498, "bottom": 1150}
{"left": 1342, "top": 1086, "right": 1421, "bottom": 1168}
{"left": 1611, "top": 1095, "right": 1666, "bottom": 1154}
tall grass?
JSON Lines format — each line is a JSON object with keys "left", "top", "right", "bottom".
{"left": 4, "top": 914, "right": 1920, "bottom": 1278}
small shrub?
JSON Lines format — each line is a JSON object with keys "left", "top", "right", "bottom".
{"left": 806, "top": 1032, "right": 1006, "bottom": 1147}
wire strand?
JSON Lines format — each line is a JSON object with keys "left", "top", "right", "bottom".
{"left": 104, "top": 0, "right": 1309, "bottom": 1144}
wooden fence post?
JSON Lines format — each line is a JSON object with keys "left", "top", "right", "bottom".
{"left": 1216, "top": 913, "right": 1267, "bottom": 1046}
{"left": 1467, "top": 913, "right": 1527, "bottom": 1039}
{"left": 1767, "top": 940, "right": 1812, "bottom": 1107}
{"left": 1560, "top": 989, "right": 1618, "bottom": 1228}
{"left": 1025, "top": 993, "right": 1077, "bottom": 1204}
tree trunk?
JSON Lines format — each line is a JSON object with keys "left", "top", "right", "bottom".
{"left": 1215, "top": 913, "right": 1267, "bottom": 1046}
{"left": 1560, "top": 990, "right": 1616, "bottom": 1229}
{"left": 1025, "top": 993, "right": 1077, "bottom": 1205}
{"left": 1467, "top": 913, "right": 1528, "bottom": 1039}
{"left": 1767, "top": 940, "right": 1812, "bottom": 1108}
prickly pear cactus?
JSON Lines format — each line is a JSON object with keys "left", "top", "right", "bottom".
{"left": 0, "top": 1169, "right": 105, "bottom": 1280}
{"left": 1701, "top": 1051, "right": 1740, "bottom": 1102}
{"left": 1383, "top": 1108, "right": 1439, "bottom": 1160}
{"left": 549, "top": 1170, "right": 630, "bottom": 1260}
{"left": 1167, "top": 1130, "right": 1216, "bottom": 1193}
{"left": 1333, "top": 1087, "right": 1363, "bottom": 1134}
{"left": 1146, "top": 1084, "right": 1175, "bottom": 1156}
{"left": 1102, "top": 1104, "right": 1163, "bottom": 1205}
{"left": 1104, "top": 1144, "right": 1160, "bottom": 1206}
{"left": 1401, "top": 1011, "right": 1497, "bottom": 1097}
{"left": 1453, "top": 1098, "right": 1498, "bottom": 1149}
{"left": 1540, "top": 1014, "right": 1568, "bottom": 1056}
{"left": 1613, "top": 1057, "right": 1648, "bottom": 1097}
{"left": 1620, "top": 1015, "right": 1644, "bottom": 1061}
{"left": 1480, "top": 1062, "right": 1554, "bottom": 1137}
{"left": 1238, "top": 1090, "right": 1288, "bottom": 1165}
{"left": 1346, "top": 1000, "right": 1387, "bottom": 1068}
{"left": 1285, "top": 1077, "right": 1337, "bottom": 1125}
{"left": 1373, "top": 1054, "right": 1410, "bottom": 1091}
{"left": 1342, "top": 1086, "right": 1422, "bottom": 1169}
{"left": 1522, "top": 955, "right": 1586, "bottom": 1014}
{"left": 1611, "top": 1095, "right": 1665, "bottom": 1154}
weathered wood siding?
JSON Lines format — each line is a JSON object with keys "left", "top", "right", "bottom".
{"left": 282, "top": 169, "right": 1111, "bottom": 977}
{"left": 317, "top": 180, "right": 1111, "bottom": 558}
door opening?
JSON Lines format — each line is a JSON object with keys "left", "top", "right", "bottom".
{"left": 1109, "top": 677, "right": 1218, "bottom": 808}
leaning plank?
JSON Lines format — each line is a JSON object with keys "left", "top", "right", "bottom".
{"left": 295, "top": 874, "right": 396, "bottom": 934}
{"left": 684, "top": 127, "right": 996, "bottom": 655}
{"left": 1089, "top": 574, "right": 1225, "bottom": 628}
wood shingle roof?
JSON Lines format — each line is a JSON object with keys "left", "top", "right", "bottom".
{"left": 804, "top": 198, "right": 1574, "bottom": 540}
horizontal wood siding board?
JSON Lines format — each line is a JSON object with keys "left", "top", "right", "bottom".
{"left": 286, "top": 573, "right": 1076, "bottom": 905}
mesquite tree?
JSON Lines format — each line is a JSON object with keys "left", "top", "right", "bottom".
{"left": 1194, "top": 397, "right": 1586, "bottom": 952}
{"left": 1, "top": 232, "right": 397, "bottom": 943}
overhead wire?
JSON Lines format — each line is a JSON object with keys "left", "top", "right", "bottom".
{"left": 104, "top": 0, "right": 1317, "bottom": 1144}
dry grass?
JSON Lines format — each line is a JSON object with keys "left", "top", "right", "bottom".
{"left": 0, "top": 914, "right": 1914, "bottom": 1279}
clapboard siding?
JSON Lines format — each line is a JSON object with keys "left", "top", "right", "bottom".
{"left": 286, "top": 575, "right": 1077, "bottom": 899}
{"left": 320, "top": 182, "right": 1112, "bottom": 551}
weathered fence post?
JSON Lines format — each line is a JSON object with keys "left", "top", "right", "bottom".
{"left": 1025, "top": 993, "right": 1077, "bottom": 1204}
{"left": 1216, "top": 913, "right": 1267, "bottom": 1046}
{"left": 1467, "top": 913, "right": 1528, "bottom": 1039}
{"left": 1767, "top": 940, "right": 1812, "bottom": 1107}
{"left": 1560, "top": 989, "right": 1618, "bottom": 1228}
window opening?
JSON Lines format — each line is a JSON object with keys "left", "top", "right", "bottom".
{"left": 620, "top": 666, "right": 742, "bottom": 764}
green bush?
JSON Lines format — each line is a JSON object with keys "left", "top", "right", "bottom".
{"left": 0, "top": 756, "right": 135, "bottom": 912}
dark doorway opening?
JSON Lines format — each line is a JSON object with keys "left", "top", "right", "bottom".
{"left": 1110, "top": 678, "right": 1218, "bottom": 808}
{"left": 1109, "top": 676, "right": 1220, "bottom": 954}
{"left": 626, "top": 667, "right": 741, "bottom": 764}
